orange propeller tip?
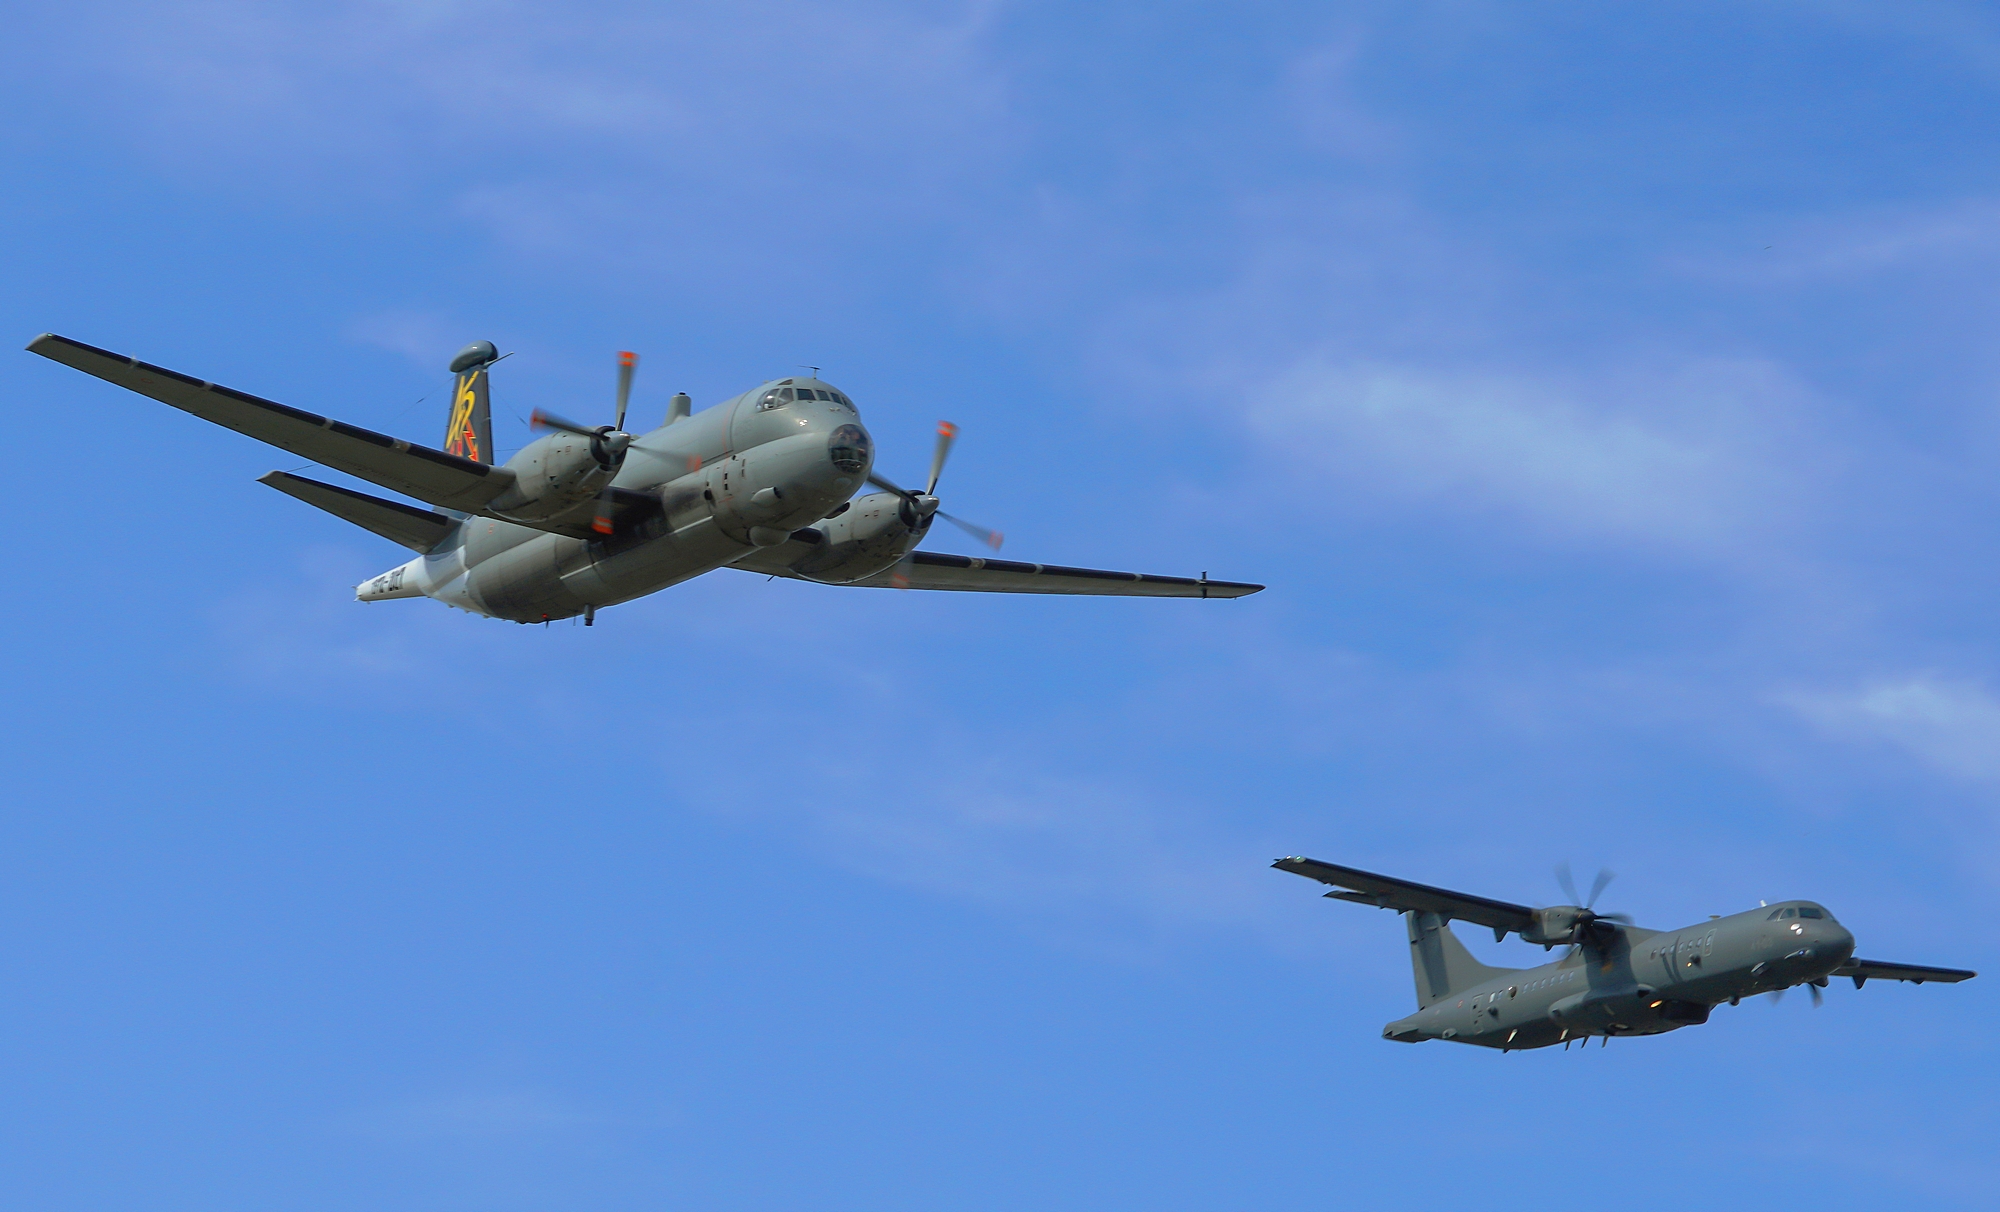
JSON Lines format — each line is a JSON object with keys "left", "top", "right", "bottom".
{"left": 937, "top": 421, "right": 958, "bottom": 437}
{"left": 618, "top": 350, "right": 638, "bottom": 365}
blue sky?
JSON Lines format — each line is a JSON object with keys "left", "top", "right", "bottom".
{"left": 4, "top": 2, "right": 1998, "bottom": 1208}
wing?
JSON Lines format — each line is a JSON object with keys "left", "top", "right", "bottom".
{"left": 1273, "top": 856, "right": 1539, "bottom": 936}
{"left": 259, "top": 471, "right": 454, "bottom": 553}
{"left": 1831, "top": 958, "right": 1977, "bottom": 988}
{"left": 29, "top": 333, "right": 511, "bottom": 513}
{"left": 813, "top": 551, "right": 1263, "bottom": 597}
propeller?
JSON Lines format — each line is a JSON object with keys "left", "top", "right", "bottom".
{"left": 1769, "top": 978, "right": 1827, "bottom": 1007}
{"left": 615, "top": 350, "right": 636, "bottom": 431}
{"left": 1552, "top": 863, "right": 1633, "bottom": 954}
{"left": 530, "top": 351, "right": 641, "bottom": 535}
{"left": 867, "top": 421, "right": 1003, "bottom": 550}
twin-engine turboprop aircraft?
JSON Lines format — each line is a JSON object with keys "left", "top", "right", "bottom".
{"left": 1274, "top": 856, "right": 1974, "bottom": 1051}
{"left": 28, "top": 334, "right": 1261, "bottom": 623}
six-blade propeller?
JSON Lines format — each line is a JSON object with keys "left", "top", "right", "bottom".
{"left": 1553, "top": 862, "right": 1633, "bottom": 954}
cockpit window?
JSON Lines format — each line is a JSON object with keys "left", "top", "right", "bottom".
{"left": 1797, "top": 907, "right": 1824, "bottom": 919}
{"left": 1767, "top": 909, "right": 1784, "bottom": 919}
{"left": 1782, "top": 908, "right": 1796, "bottom": 918}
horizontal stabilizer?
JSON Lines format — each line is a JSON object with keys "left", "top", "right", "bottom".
{"left": 259, "top": 471, "right": 454, "bottom": 553}
{"left": 29, "top": 333, "right": 512, "bottom": 513}
{"left": 1273, "top": 856, "right": 1539, "bottom": 937}
{"left": 1832, "top": 958, "right": 1977, "bottom": 987}
{"left": 808, "top": 551, "right": 1264, "bottom": 597}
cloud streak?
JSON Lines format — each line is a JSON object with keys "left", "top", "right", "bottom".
{"left": 1244, "top": 355, "right": 1824, "bottom": 561}
{"left": 1788, "top": 674, "right": 2000, "bottom": 784}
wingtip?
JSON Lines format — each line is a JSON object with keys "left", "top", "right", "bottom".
{"left": 25, "top": 332, "right": 57, "bottom": 353}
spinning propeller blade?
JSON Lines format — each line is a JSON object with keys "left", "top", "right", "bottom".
{"left": 926, "top": 421, "right": 956, "bottom": 495}
{"left": 615, "top": 350, "right": 637, "bottom": 432}
{"left": 867, "top": 470, "right": 915, "bottom": 499}
{"left": 531, "top": 351, "right": 643, "bottom": 536}
{"left": 1553, "top": 862, "right": 1627, "bottom": 953}
{"left": 867, "top": 421, "right": 1002, "bottom": 550}
{"left": 1587, "top": 868, "right": 1617, "bottom": 910}
{"left": 530, "top": 408, "right": 598, "bottom": 437}
{"left": 940, "top": 512, "right": 1003, "bottom": 550}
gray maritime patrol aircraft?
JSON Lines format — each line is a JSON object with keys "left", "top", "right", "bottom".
{"left": 28, "top": 334, "right": 1261, "bottom": 623}
{"left": 1274, "top": 856, "right": 1975, "bottom": 1051}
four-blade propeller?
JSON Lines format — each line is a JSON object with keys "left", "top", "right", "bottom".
{"left": 530, "top": 351, "right": 640, "bottom": 535}
{"left": 867, "top": 420, "right": 1003, "bottom": 550}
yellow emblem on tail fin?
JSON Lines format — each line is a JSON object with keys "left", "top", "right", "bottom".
{"left": 445, "top": 368, "right": 492, "bottom": 463}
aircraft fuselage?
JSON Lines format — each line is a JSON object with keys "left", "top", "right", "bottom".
{"left": 359, "top": 380, "right": 906, "bottom": 622}
{"left": 1386, "top": 901, "right": 1855, "bottom": 1049}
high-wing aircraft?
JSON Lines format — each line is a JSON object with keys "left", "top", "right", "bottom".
{"left": 1274, "top": 856, "right": 1975, "bottom": 1051}
{"left": 28, "top": 335, "right": 1261, "bottom": 623}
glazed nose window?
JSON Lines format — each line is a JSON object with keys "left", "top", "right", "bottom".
{"left": 829, "top": 424, "right": 871, "bottom": 473}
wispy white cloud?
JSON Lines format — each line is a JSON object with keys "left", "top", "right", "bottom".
{"left": 1670, "top": 197, "right": 2000, "bottom": 285}
{"left": 1243, "top": 355, "right": 1824, "bottom": 559}
{"left": 69, "top": 1, "right": 1013, "bottom": 190}
{"left": 1786, "top": 674, "right": 2000, "bottom": 782}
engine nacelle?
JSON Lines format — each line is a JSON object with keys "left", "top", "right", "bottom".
{"left": 787, "top": 491, "right": 931, "bottom": 583}
{"left": 485, "top": 429, "right": 625, "bottom": 523}
{"left": 1521, "top": 906, "right": 1589, "bottom": 946}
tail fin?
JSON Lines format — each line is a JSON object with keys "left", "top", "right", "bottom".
{"left": 445, "top": 340, "right": 498, "bottom": 463}
{"left": 1406, "top": 911, "right": 1513, "bottom": 1009}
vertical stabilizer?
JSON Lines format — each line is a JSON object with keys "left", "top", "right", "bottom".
{"left": 1406, "top": 911, "right": 1512, "bottom": 1009}
{"left": 445, "top": 340, "right": 498, "bottom": 463}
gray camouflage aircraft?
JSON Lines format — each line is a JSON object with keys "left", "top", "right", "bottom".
{"left": 28, "top": 334, "right": 1261, "bottom": 623}
{"left": 1274, "top": 856, "right": 1975, "bottom": 1051}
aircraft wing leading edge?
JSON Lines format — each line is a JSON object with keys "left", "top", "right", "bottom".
{"left": 818, "top": 551, "right": 1264, "bottom": 597}
{"left": 1273, "top": 856, "right": 1540, "bottom": 936}
{"left": 28, "top": 333, "right": 509, "bottom": 513}
{"left": 1831, "top": 958, "right": 1977, "bottom": 987}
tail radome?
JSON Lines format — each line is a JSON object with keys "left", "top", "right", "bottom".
{"left": 1406, "top": 911, "right": 1515, "bottom": 1009}
{"left": 445, "top": 340, "right": 498, "bottom": 463}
